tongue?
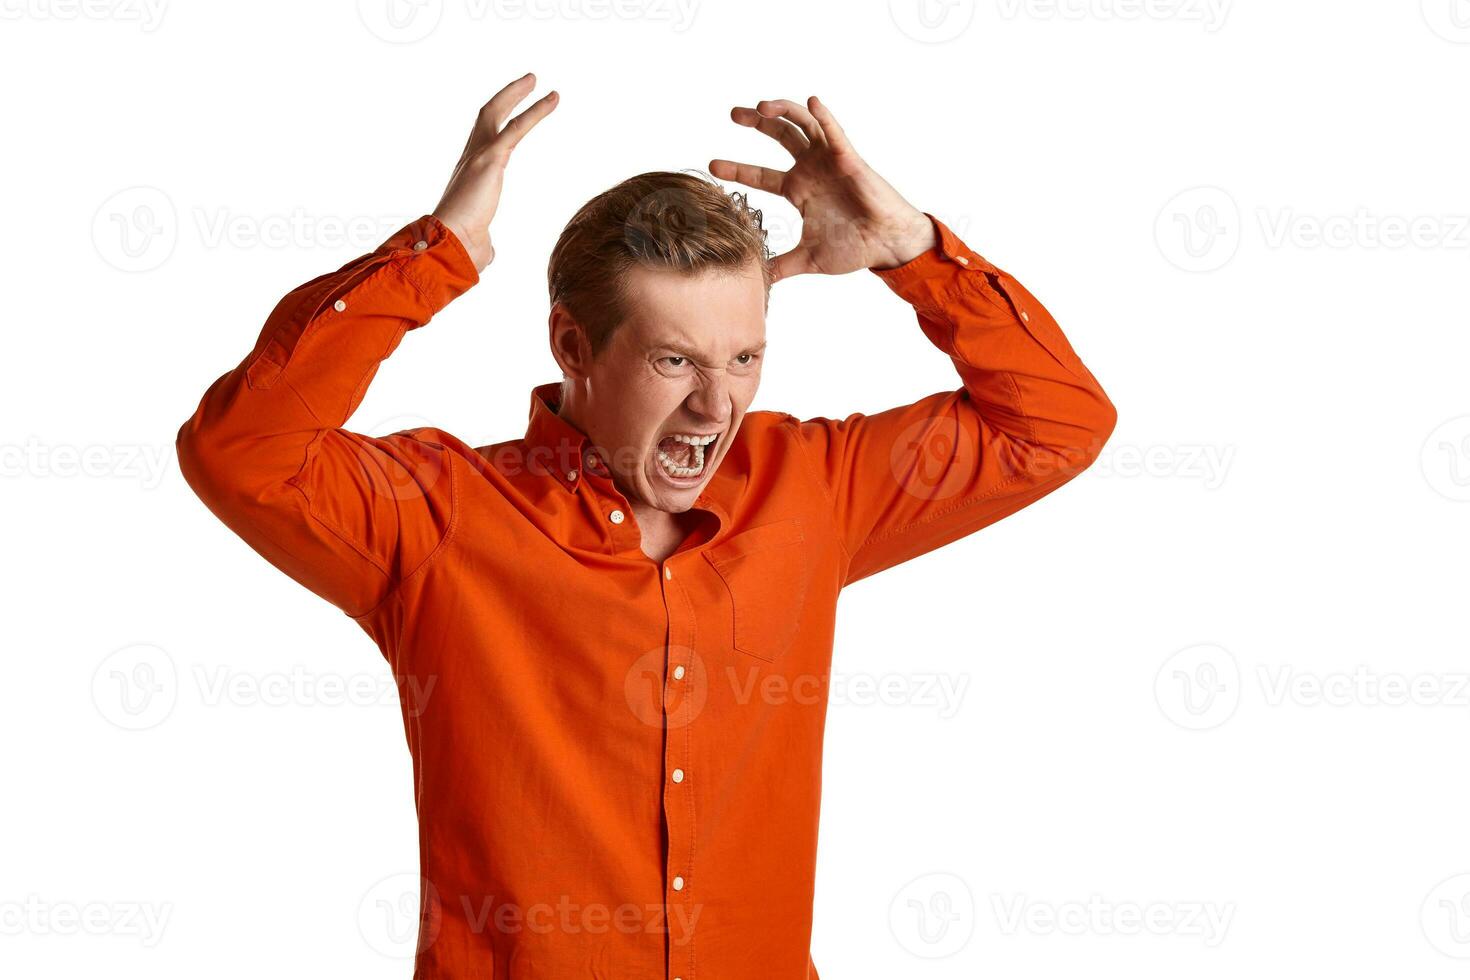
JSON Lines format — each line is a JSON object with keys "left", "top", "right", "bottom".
{"left": 659, "top": 437, "right": 695, "bottom": 468}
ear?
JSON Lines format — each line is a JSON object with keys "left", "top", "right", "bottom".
{"left": 548, "top": 301, "right": 592, "bottom": 381}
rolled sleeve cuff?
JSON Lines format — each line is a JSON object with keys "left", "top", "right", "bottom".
{"left": 380, "top": 214, "right": 480, "bottom": 322}
{"left": 868, "top": 212, "right": 998, "bottom": 309}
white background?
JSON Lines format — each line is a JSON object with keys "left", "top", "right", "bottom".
{"left": 3, "top": 0, "right": 1469, "bottom": 977}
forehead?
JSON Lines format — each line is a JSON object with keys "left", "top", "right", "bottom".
{"left": 617, "top": 260, "right": 767, "bottom": 356}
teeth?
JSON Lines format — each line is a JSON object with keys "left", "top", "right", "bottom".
{"left": 656, "top": 432, "right": 718, "bottom": 479}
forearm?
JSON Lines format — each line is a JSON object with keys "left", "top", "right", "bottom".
{"left": 176, "top": 215, "right": 477, "bottom": 496}
{"left": 782, "top": 212, "right": 1116, "bottom": 585}
{"left": 871, "top": 212, "right": 1116, "bottom": 468}
{"left": 174, "top": 215, "right": 477, "bottom": 616}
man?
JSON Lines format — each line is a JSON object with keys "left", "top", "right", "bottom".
{"left": 177, "top": 72, "right": 1116, "bottom": 979}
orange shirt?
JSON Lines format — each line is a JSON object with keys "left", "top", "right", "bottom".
{"left": 177, "top": 211, "right": 1115, "bottom": 979}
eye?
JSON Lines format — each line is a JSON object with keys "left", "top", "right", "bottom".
{"left": 662, "top": 356, "right": 688, "bottom": 368}
{"left": 734, "top": 352, "right": 759, "bottom": 366}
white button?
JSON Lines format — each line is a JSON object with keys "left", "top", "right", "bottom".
{"left": 672, "top": 768, "right": 684, "bottom": 783}
{"left": 955, "top": 254, "right": 970, "bottom": 266}
{"left": 413, "top": 240, "right": 428, "bottom": 251}
{"left": 609, "top": 509, "right": 625, "bottom": 524}
{"left": 333, "top": 299, "right": 347, "bottom": 312}
{"left": 673, "top": 665, "right": 686, "bottom": 680}
{"left": 672, "top": 876, "right": 685, "bottom": 891}
{"left": 664, "top": 566, "right": 672, "bottom": 580}
{"left": 566, "top": 470, "right": 578, "bottom": 482}
{"left": 1021, "top": 310, "right": 1030, "bottom": 321}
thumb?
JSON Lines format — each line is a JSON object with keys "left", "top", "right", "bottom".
{"left": 770, "top": 247, "right": 816, "bottom": 284}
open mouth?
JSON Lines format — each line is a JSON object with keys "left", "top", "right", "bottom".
{"left": 655, "top": 431, "right": 719, "bottom": 481}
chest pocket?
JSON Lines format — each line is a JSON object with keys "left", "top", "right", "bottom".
{"left": 703, "top": 518, "right": 807, "bottom": 662}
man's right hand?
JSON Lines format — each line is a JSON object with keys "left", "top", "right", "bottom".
{"left": 433, "top": 73, "right": 559, "bottom": 272}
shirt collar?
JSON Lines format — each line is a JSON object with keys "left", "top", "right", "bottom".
{"left": 523, "top": 380, "right": 595, "bottom": 492}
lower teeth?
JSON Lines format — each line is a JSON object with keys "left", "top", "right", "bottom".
{"left": 657, "top": 443, "right": 705, "bottom": 478}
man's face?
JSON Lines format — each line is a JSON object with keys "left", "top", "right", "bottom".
{"left": 577, "top": 259, "right": 767, "bottom": 514}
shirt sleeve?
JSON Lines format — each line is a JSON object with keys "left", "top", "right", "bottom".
{"left": 175, "top": 214, "right": 479, "bottom": 618}
{"left": 780, "top": 212, "right": 1117, "bottom": 587}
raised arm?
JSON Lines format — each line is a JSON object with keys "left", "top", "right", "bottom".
{"left": 176, "top": 73, "right": 558, "bottom": 617}
{"left": 711, "top": 96, "right": 1115, "bottom": 586}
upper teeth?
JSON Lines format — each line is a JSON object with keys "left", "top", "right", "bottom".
{"left": 656, "top": 432, "right": 718, "bottom": 478}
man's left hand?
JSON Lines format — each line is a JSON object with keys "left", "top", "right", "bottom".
{"left": 710, "top": 95, "right": 938, "bottom": 282}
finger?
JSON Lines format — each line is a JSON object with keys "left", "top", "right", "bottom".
{"left": 730, "top": 106, "right": 808, "bottom": 158}
{"left": 756, "top": 98, "right": 824, "bottom": 145}
{"left": 478, "top": 72, "right": 540, "bottom": 134}
{"left": 490, "top": 90, "right": 559, "bottom": 159}
{"left": 770, "top": 246, "right": 816, "bottom": 284}
{"left": 807, "top": 95, "right": 853, "bottom": 155}
{"left": 708, "top": 158, "right": 785, "bottom": 195}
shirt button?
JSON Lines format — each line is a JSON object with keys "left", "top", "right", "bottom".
{"left": 672, "top": 876, "right": 685, "bottom": 891}
{"left": 673, "top": 665, "right": 686, "bottom": 681}
{"left": 955, "top": 254, "right": 970, "bottom": 266}
{"left": 1021, "top": 310, "right": 1031, "bottom": 321}
{"left": 413, "top": 240, "right": 428, "bottom": 251}
{"left": 671, "top": 768, "right": 685, "bottom": 783}
{"left": 333, "top": 299, "right": 347, "bottom": 312}
{"left": 566, "top": 470, "right": 578, "bottom": 482}
{"left": 609, "top": 509, "right": 625, "bottom": 524}
{"left": 664, "top": 566, "right": 672, "bottom": 580}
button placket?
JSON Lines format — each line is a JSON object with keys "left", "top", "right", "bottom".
{"left": 659, "top": 564, "right": 697, "bottom": 978}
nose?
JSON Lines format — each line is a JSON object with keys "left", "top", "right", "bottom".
{"left": 684, "top": 375, "right": 732, "bottom": 428}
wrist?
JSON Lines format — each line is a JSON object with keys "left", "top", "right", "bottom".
{"left": 432, "top": 213, "right": 493, "bottom": 271}
{"left": 870, "top": 210, "right": 939, "bottom": 270}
